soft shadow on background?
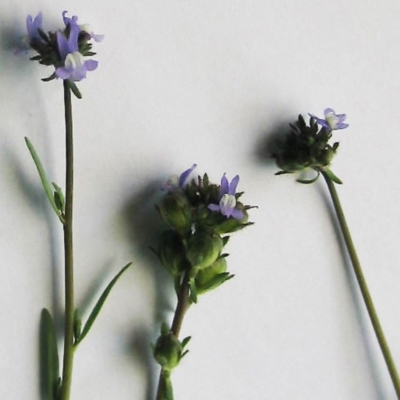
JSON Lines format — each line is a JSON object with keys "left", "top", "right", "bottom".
{"left": 122, "top": 179, "right": 175, "bottom": 400}
{"left": 317, "top": 182, "right": 386, "bottom": 400}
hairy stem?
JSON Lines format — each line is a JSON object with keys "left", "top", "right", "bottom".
{"left": 321, "top": 170, "right": 400, "bottom": 398}
{"left": 59, "top": 81, "right": 75, "bottom": 400}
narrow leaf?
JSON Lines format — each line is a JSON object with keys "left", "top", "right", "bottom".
{"left": 197, "top": 273, "right": 234, "bottom": 295}
{"left": 75, "top": 262, "right": 132, "bottom": 345}
{"left": 52, "top": 183, "right": 65, "bottom": 211}
{"left": 25, "top": 137, "right": 64, "bottom": 223}
{"left": 189, "top": 278, "right": 198, "bottom": 304}
{"left": 275, "top": 170, "right": 290, "bottom": 176}
{"left": 181, "top": 336, "right": 191, "bottom": 349}
{"left": 73, "top": 309, "right": 82, "bottom": 342}
{"left": 67, "top": 81, "right": 82, "bottom": 99}
{"left": 324, "top": 168, "right": 343, "bottom": 184}
{"left": 40, "top": 309, "right": 60, "bottom": 400}
{"left": 297, "top": 171, "right": 320, "bottom": 184}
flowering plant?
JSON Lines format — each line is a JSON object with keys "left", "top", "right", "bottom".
{"left": 21, "top": 12, "right": 129, "bottom": 400}
{"left": 273, "top": 109, "right": 400, "bottom": 398}
{"left": 153, "top": 165, "right": 255, "bottom": 400}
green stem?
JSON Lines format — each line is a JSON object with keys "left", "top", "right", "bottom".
{"left": 321, "top": 170, "right": 400, "bottom": 398}
{"left": 155, "top": 271, "right": 191, "bottom": 400}
{"left": 59, "top": 81, "right": 75, "bottom": 400}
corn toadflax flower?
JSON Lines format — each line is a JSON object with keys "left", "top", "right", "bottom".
{"left": 208, "top": 174, "right": 244, "bottom": 219}
{"left": 56, "top": 18, "right": 98, "bottom": 81}
{"left": 164, "top": 164, "right": 197, "bottom": 191}
{"left": 309, "top": 108, "right": 349, "bottom": 130}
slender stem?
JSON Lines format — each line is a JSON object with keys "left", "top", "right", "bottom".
{"left": 321, "top": 170, "right": 400, "bottom": 398}
{"left": 155, "top": 271, "right": 191, "bottom": 400}
{"left": 59, "top": 81, "right": 75, "bottom": 400}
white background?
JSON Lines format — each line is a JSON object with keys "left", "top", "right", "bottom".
{"left": 1, "top": 1, "right": 400, "bottom": 399}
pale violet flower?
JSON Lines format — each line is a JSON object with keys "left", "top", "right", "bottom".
{"left": 62, "top": 11, "right": 104, "bottom": 42}
{"left": 164, "top": 164, "right": 197, "bottom": 191}
{"left": 26, "top": 12, "right": 43, "bottom": 42}
{"left": 55, "top": 18, "right": 98, "bottom": 81}
{"left": 208, "top": 174, "right": 244, "bottom": 219}
{"left": 309, "top": 108, "right": 349, "bottom": 130}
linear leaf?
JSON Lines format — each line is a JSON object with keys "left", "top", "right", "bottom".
{"left": 25, "top": 137, "right": 64, "bottom": 223}
{"left": 40, "top": 309, "right": 60, "bottom": 400}
{"left": 75, "top": 262, "right": 132, "bottom": 345}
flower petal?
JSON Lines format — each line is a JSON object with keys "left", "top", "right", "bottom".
{"left": 56, "top": 66, "right": 72, "bottom": 79}
{"left": 208, "top": 204, "right": 221, "bottom": 212}
{"left": 228, "top": 175, "right": 240, "bottom": 195}
{"left": 56, "top": 31, "right": 70, "bottom": 60}
{"left": 84, "top": 59, "right": 98, "bottom": 71}
{"left": 219, "top": 173, "right": 229, "bottom": 197}
{"left": 179, "top": 164, "right": 196, "bottom": 187}
{"left": 231, "top": 208, "right": 244, "bottom": 220}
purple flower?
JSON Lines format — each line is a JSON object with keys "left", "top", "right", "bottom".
{"left": 164, "top": 164, "right": 197, "bottom": 191}
{"left": 208, "top": 174, "right": 244, "bottom": 219}
{"left": 309, "top": 108, "right": 349, "bottom": 130}
{"left": 26, "top": 12, "right": 43, "bottom": 42}
{"left": 62, "top": 11, "right": 104, "bottom": 42}
{"left": 55, "top": 17, "right": 98, "bottom": 81}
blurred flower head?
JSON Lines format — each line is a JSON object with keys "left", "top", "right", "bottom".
{"left": 21, "top": 11, "right": 102, "bottom": 90}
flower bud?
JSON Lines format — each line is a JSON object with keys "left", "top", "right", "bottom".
{"left": 153, "top": 332, "right": 182, "bottom": 372}
{"left": 186, "top": 231, "right": 223, "bottom": 270}
{"left": 158, "top": 192, "right": 192, "bottom": 234}
{"left": 317, "top": 147, "right": 335, "bottom": 167}
{"left": 275, "top": 153, "right": 307, "bottom": 173}
{"left": 158, "top": 230, "right": 188, "bottom": 276}
{"left": 195, "top": 257, "right": 228, "bottom": 293}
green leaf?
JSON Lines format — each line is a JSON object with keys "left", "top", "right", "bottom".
{"left": 52, "top": 183, "right": 65, "bottom": 213}
{"left": 189, "top": 278, "right": 198, "bottom": 304}
{"left": 73, "top": 309, "right": 82, "bottom": 342}
{"left": 324, "top": 168, "right": 343, "bottom": 184}
{"left": 75, "top": 262, "right": 132, "bottom": 345}
{"left": 181, "top": 336, "right": 191, "bottom": 349}
{"left": 41, "top": 72, "right": 57, "bottom": 82}
{"left": 275, "top": 170, "right": 290, "bottom": 176}
{"left": 40, "top": 309, "right": 60, "bottom": 400}
{"left": 25, "top": 137, "right": 64, "bottom": 224}
{"left": 197, "top": 273, "right": 234, "bottom": 295}
{"left": 67, "top": 81, "right": 82, "bottom": 99}
{"left": 297, "top": 171, "right": 320, "bottom": 184}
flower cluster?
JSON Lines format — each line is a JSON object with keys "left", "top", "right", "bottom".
{"left": 156, "top": 165, "right": 254, "bottom": 299}
{"left": 24, "top": 11, "right": 102, "bottom": 95}
{"left": 273, "top": 108, "right": 348, "bottom": 183}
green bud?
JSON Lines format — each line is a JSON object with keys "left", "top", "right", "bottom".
{"left": 317, "top": 147, "right": 335, "bottom": 167}
{"left": 158, "top": 230, "right": 188, "bottom": 276}
{"left": 186, "top": 231, "right": 223, "bottom": 270}
{"left": 153, "top": 332, "right": 183, "bottom": 372}
{"left": 158, "top": 192, "right": 192, "bottom": 234}
{"left": 276, "top": 153, "right": 308, "bottom": 173}
{"left": 195, "top": 257, "right": 228, "bottom": 293}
